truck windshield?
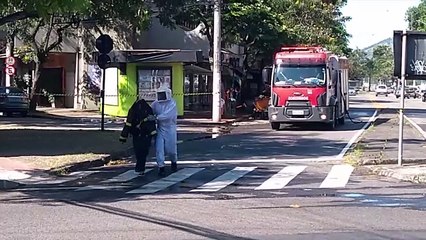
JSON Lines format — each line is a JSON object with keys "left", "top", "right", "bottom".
{"left": 273, "top": 65, "right": 326, "bottom": 87}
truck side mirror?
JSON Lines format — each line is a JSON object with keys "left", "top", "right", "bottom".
{"left": 262, "top": 67, "right": 272, "bottom": 84}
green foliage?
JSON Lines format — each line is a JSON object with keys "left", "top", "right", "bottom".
{"left": 153, "top": 0, "right": 351, "bottom": 70}
{"left": 347, "top": 45, "right": 393, "bottom": 82}
{"left": 406, "top": 0, "right": 426, "bottom": 30}
{"left": 371, "top": 45, "right": 393, "bottom": 81}
{"left": 348, "top": 49, "right": 369, "bottom": 79}
{"left": 14, "top": 45, "right": 36, "bottom": 64}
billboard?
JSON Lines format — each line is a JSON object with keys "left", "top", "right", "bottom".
{"left": 394, "top": 30, "right": 426, "bottom": 80}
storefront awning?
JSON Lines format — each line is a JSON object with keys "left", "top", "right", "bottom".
{"left": 184, "top": 64, "right": 212, "bottom": 76}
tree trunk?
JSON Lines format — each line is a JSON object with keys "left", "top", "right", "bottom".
{"left": 29, "top": 60, "right": 41, "bottom": 111}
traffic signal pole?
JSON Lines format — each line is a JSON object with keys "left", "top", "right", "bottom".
{"left": 95, "top": 34, "right": 113, "bottom": 131}
{"left": 101, "top": 69, "right": 106, "bottom": 131}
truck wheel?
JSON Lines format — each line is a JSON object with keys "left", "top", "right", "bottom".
{"left": 327, "top": 107, "right": 338, "bottom": 130}
{"left": 271, "top": 122, "right": 280, "bottom": 130}
{"left": 338, "top": 116, "right": 345, "bottom": 125}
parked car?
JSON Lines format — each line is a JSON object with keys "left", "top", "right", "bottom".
{"left": 406, "top": 86, "right": 418, "bottom": 98}
{"left": 0, "top": 87, "right": 30, "bottom": 117}
{"left": 395, "top": 86, "right": 411, "bottom": 99}
{"left": 375, "top": 85, "right": 388, "bottom": 96}
{"left": 421, "top": 90, "right": 426, "bottom": 102}
{"left": 349, "top": 87, "right": 357, "bottom": 96}
{"left": 414, "top": 86, "right": 425, "bottom": 99}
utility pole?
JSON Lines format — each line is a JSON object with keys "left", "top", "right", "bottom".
{"left": 397, "top": 30, "right": 407, "bottom": 166}
{"left": 5, "top": 42, "right": 12, "bottom": 87}
{"left": 212, "top": 0, "right": 222, "bottom": 123}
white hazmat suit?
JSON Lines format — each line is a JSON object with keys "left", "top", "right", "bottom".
{"left": 151, "top": 87, "right": 178, "bottom": 168}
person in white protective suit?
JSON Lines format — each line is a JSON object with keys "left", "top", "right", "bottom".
{"left": 151, "top": 87, "right": 178, "bottom": 176}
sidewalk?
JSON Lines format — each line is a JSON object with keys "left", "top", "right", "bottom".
{"left": 346, "top": 109, "right": 426, "bottom": 183}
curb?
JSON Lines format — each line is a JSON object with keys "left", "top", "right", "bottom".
{"left": 359, "top": 158, "right": 426, "bottom": 166}
{"left": 29, "top": 111, "right": 251, "bottom": 126}
{"left": 28, "top": 112, "right": 124, "bottom": 123}
{"left": 369, "top": 166, "right": 426, "bottom": 184}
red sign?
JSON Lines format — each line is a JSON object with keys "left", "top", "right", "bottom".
{"left": 5, "top": 56, "right": 15, "bottom": 66}
{"left": 5, "top": 66, "right": 15, "bottom": 76}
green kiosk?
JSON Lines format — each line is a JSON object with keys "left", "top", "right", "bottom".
{"left": 97, "top": 49, "right": 204, "bottom": 117}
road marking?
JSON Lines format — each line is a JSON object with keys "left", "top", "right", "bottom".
{"left": 319, "top": 164, "right": 354, "bottom": 188}
{"left": 367, "top": 95, "right": 385, "bottom": 109}
{"left": 74, "top": 169, "right": 154, "bottom": 191}
{"left": 145, "top": 156, "right": 338, "bottom": 165}
{"left": 17, "top": 171, "right": 99, "bottom": 185}
{"left": 255, "top": 166, "right": 306, "bottom": 190}
{"left": 101, "top": 169, "right": 152, "bottom": 183}
{"left": 404, "top": 115, "right": 426, "bottom": 140}
{"left": 126, "top": 168, "right": 204, "bottom": 194}
{"left": 75, "top": 185, "right": 129, "bottom": 191}
{"left": 336, "top": 110, "right": 378, "bottom": 159}
{"left": 191, "top": 167, "right": 256, "bottom": 192}
{"left": 0, "top": 170, "right": 31, "bottom": 181}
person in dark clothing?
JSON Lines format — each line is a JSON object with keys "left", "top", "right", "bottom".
{"left": 119, "top": 99, "right": 157, "bottom": 176}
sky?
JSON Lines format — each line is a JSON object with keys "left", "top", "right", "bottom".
{"left": 341, "top": 0, "right": 421, "bottom": 49}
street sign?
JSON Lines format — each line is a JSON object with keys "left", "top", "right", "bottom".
{"left": 95, "top": 34, "right": 113, "bottom": 54}
{"left": 97, "top": 54, "right": 111, "bottom": 69}
{"left": 394, "top": 30, "right": 426, "bottom": 80}
{"left": 5, "top": 66, "right": 15, "bottom": 76}
{"left": 5, "top": 56, "right": 15, "bottom": 66}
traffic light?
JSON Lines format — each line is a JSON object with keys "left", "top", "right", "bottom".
{"left": 96, "top": 34, "right": 113, "bottom": 69}
{"left": 96, "top": 34, "right": 113, "bottom": 54}
{"left": 97, "top": 54, "right": 111, "bottom": 70}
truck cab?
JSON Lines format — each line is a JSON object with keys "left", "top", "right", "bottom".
{"left": 262, "top": 46, "right": 349, "bottom": 130}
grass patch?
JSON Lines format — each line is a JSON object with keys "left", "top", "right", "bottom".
{"left": 0, "top": 128, "right": 130, "bottom": 171}
{"left": 344, "top": 142, "right": 366, "bottom": 166}
{"left": 343, "top": 121, "right": 377, "bottom": 166}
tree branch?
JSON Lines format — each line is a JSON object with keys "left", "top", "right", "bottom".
{"left": 43, "top": 15, "right": 55, "bottom": 52}
{"left": 30, "top": 19, "right": 44, "bottom": 54}
{"left": 0, "top": 11, "right": 38, "bottom": 26}
{"left": 45, "top": 23, "right": 72, "bottom": 53}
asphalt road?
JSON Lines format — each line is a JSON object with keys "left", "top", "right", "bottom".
{"left": 1, "top": 93, "right": 426, "bottom": 240}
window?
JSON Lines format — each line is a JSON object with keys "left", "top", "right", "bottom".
{"left": 137, "top": 67, "right": 172, "bottom": 101}
{"left": 274, "top": 65, "right": 326, "bottom": 87}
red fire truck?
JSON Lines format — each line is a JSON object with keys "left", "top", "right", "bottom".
{"left": 262, "top": 46, "right": 349, "bottom": 130}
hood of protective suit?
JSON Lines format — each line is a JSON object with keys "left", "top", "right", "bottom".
{"left": 156, "top": 87, "right": 172, "bottom": 102}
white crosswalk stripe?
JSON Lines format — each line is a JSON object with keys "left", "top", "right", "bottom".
{"left": 126, "top": 168, "right": 204, "bottom": 194}
{"left": 190, "top": 167, "right": 257, "bottom": 192}
{"left": 319, "top": 164, "right": 354, "bottom": 188}
{"left": 101, "top": 169, "right": 152, "bottom": 183}
{"left": 255, "top": 165, "right": 306, "bottom": 190}
{"left": 75, "top": 170, "right": 153, "bottom": 191}
{"left": 16, "top": 164, "right": 356, "bottom": 193}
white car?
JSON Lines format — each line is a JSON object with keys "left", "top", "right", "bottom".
{"left": 349, "top": 87, "right": 357, "bottom": 96}
{"left": 375, "top": 85, "right": 388, "bottom": 97}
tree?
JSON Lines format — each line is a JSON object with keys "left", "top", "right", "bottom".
{"left": 371, "top": 45, "right": 394, "bottom": 83}
{"left": 154, "top": 0, "right": 351, "bottom": 68}
{"left": 0, "top": 0, "right": 89, "bottom": 26}
{"left": 274, "top": 0, "right": 351, "bottom": 55}
{"left": 348, "top": 49, "right": 369, "bottom": 80}
{"left": 406, "top": 0, "right": 426, "bottom": 30}
{"left": 6, "top": 0, "right": 152, "bottom": 110}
